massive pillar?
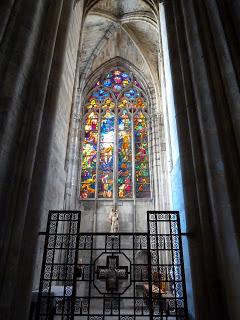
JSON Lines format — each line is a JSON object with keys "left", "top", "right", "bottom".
{"left": 163, "top": 0, "right": 240, "bottom": 319}
{"left": 0, "top": 1, "right": 84, "bottom": 318}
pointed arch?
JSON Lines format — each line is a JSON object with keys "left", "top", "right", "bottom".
{"left": 81, "top": 57, "right": 155, "bottom": 110}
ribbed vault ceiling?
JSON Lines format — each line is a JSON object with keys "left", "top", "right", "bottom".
{"left": 79, "top": 0, "right": 160, "bottom": 89}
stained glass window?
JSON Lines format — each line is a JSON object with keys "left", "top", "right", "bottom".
{"left": 80, "top": 67, "right": 151, "bottom": 199}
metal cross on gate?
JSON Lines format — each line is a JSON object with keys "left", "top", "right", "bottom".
{"left": 97, "top": 255, "right": 128, "bottom": 291}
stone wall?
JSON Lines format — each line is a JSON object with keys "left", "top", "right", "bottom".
{"left": 79, "top": 199, "right": 154, "bottom": 234}
{"left": 38, "top": 0, "right": 84, "bottom": 231}
{"left": 163, "top": 1, "right": 240, "bottom": 319}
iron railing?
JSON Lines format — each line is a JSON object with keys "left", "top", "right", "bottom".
{"left": 35, "top": 210, "right": 188, "bottom": 320}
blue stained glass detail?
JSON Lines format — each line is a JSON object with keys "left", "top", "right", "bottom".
{"left": 121, "top": 72, "right": 130, "bottom": 79}
{"left": 101, "top": 131, "right": 114, "bottom": 142}
{"left": 101, "top": 112, "right": 114, "bottom": 135}
{"left": 113, "top": 84, "right": 122, "bottom": 92}
{"left": 93, "top": 89, "right": 109, "bottom": 100}
{"left": 125, "top": 89, "right": 140, "bottom": 99}
{"left": 99, "top": 156, "right": 114, "bottom": 170}
{"left": 103, "top": 80, "right": 112, "bottom": 87}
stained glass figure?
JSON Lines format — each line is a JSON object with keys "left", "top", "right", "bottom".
{"left": 98, "top": 109, "right": 114, "bottom": 198}
{"left": 98, "top": 171, "right": 113, "bottom": 198}
{"left": 134, "top": 111, "right": 150, "bottom": 198}
{"left": 118, "top": 109, "right": 132, "bottom": 198}
{"left": 80, "top": 67, "right": 151, "bottom": 199}
{"left": 81, "top": 111, "right": 98, "bottom": 199}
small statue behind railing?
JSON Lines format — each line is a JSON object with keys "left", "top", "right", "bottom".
{"left": 108, "top": 208, "right": 119, "bottom": 233}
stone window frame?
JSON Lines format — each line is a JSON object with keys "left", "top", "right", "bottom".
{"left": 79, "top": 66, "right": 153, "bottom": 201}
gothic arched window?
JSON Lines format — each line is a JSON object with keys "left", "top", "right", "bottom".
{"left": 80, "top": 67, "right": 150, "bottom": 199}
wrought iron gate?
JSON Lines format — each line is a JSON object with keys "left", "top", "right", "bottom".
{"left": 36, "top": 211, "right": 188, "bottom": 319}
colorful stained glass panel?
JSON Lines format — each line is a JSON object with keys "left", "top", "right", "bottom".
{"left": 80, "top": 183, "right": 96, "bottom": 199}
{"left": 99, "top": 154, "right": 114, "bottom": 170}
{"left": 84, "top": 112, "right": 98, "bottom": 131}
{"left": 136, "top": 183, "right": 150, "bottom": 198}
{"left": 81, "top": 67, "right": 150, "bottom": 199}
{"left": 81, "top": 110, "right": 99, "bottom": 199}
{"left": 135, "top": 97, "right": 145, "bottom": 109}
{"left": 118, "top": 99, "right": 128, "bottom": 110}
{"left": 102, "top": 99, "right": 115, "bottom": 110}
{"left": 100, "top": 142, "right": 114, "bottom": 153}
{"left": 134, "top": 111, "right": 150, "bottom": 198}
{"left": 81, "top": 169, "right": 96, "bottom": 182}
{"left": 118, "top": 116, "right": 131, "bottom": 130}
{"left": 83, "top": 143, "right": 97, "bottom": 154}
{"left": 118, "top": 180, "right": 132, "bottom": 198}
{"left": 103, "top": 80, "right": 112, "bottom": 87}
{"left": 82, "top": 156, "right": 97, "bottom": 170}
{"left": 118, "top": 110, "right": 132, "bottom": 198}
{"left": 98, "top": 171, "right": 113, "bottom": 198}
{"left": 122, "top": 72, "right": 129, "bottom": 79}
{"left": 125, "top": 89, "right": 140, "bottom": 99}
{"left": 84, "top": 131, "right": 98, "bottom": 144}
{"left": 93, "top": 89, "right": 109, "bottom": 100}
{"left": 113, "top": 84, "right": 122, "bottom": 92}
{"left": 97, "top": 109, "right": 114, "bottom": 198}
{"left": 134, "top": 113, "right": 148, "bottom": 144}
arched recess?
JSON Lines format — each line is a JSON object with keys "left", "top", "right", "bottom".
{"left": 64, "top": 57, "right": 171, "bottom": 233}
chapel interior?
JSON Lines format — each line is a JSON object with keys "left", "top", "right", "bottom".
{"left": 0, "top": 1, "right": 240, "bottom": 319}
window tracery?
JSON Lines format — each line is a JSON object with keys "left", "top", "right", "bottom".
{"left": 80, "top": 67, "right": 150, "bottom": 199}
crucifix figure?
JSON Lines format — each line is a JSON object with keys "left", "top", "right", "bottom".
{"left": 97, "top": 256, "right": 128, "bottom": 291}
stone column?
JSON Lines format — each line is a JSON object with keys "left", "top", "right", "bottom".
{"left": 163, "top": 0, "right": 225, "bottom": 319}
{"left": 216, "top": 0, "right": 240, "bottom": 88}
{"left": 0, "top": 1, "right": 67, "bottom": 319}
{"left": 163, "top": 0, "right": 240, "bottom": 318}
{"left": 182, "top": 1, "right": 240, "bottom": 318}
{"left": 0, "top": 0, "right": 15, "bottom": 44}
{"left": 203, "top": 0, "right": 240, "bottom": 237}
{"left": 204, "top": 0, "right": 240, "bottom": 152}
